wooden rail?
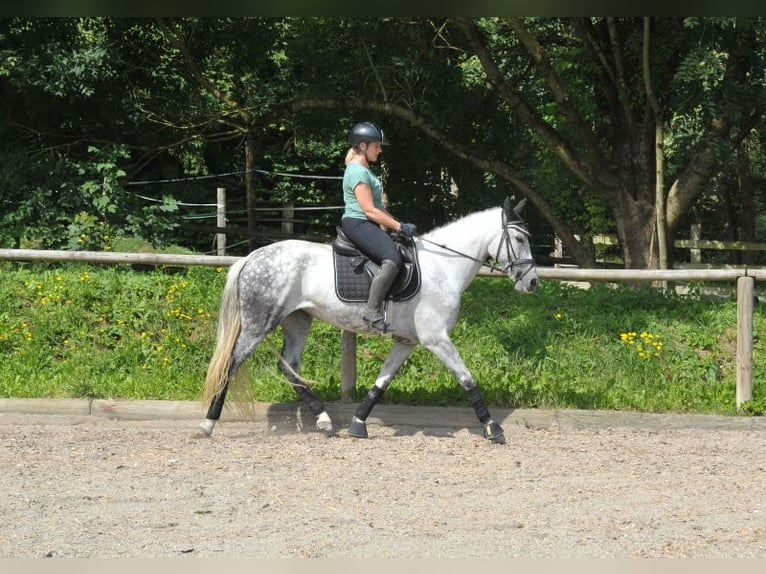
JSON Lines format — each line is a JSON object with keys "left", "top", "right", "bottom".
{"left": 0, "top": 248, "right": 757, "bottom": 411}
{"left": 0, "top": 248, "right": 240, "bottom": 267}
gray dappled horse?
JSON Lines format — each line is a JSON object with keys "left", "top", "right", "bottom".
{"left": 200, "top": 198, "right": 538, "bottom": 443}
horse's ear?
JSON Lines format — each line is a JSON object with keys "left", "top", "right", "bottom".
{"left": 513, "top": 197, "right": 527, "bottom": 219}
{"left": 503, "top": 197, "right": 513, "bottom": 218}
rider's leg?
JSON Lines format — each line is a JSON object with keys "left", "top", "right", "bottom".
{"left": 362, "top": 259, "right": 401, "bottom": 333}
{"left": 340, "top": 218, "right": 403, "bottom": 334}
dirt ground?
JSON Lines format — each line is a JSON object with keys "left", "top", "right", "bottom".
{"left": 1, "top": 406, "right": 766, "bottom": 558}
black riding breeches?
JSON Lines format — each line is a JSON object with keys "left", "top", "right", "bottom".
{"left": 341, "top": 218, "right": 402, "bottom": 267}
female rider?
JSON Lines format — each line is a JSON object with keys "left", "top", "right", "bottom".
{"left": 340, "top": 121, "right": 417, "bottom": 333}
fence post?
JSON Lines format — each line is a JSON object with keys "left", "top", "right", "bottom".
{"left": 736, "top": 275, "right": 754, "bottom": 410}
{"left": 245, "top": 139, "right": 257, "bottom": 253}
{"left": 216, "top": 187, "right": 226, "bottom": 256}
{"left": 553, "top": 236, "right": 563, "bottom": 266}
{"left": 340, "top": 330, "right": 356, "bottom": 400}
{"left": 282, "top": 202, "right": 294, "bottom": 234}
{"left": 690, "top": 223, "right": 702, "bottom": 265}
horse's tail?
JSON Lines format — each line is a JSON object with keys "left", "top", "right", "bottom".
{"left": 202, "top": 256, "right": 249, "bottom": 406}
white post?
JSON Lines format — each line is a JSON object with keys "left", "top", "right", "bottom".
{"left": 553, "top": 236, "right": 563, "bottom": 267}
{"left": 217, "top": 187, "right": 226, "bottom": 256}
{"left": 340, "top": 330, "right": 356, "bottom": 400}
{"left": 282, "top": 202, "right": 294, "bottom": 234}
{"left": 690, "top": 223, "right": 702, "bottom": 265}
{"left": 736, "top": 275, "right": 754, "bottom": 410}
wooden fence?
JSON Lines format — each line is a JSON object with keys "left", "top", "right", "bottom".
{"left": 0, "top": 248, "right": 758, "bottom": 411}
{"left": 555, "top": 224, "right": 766, "bottom": 269}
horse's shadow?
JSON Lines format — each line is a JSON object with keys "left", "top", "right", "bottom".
{"left": 263, "top": 401, "right": 511, "bottom": 440}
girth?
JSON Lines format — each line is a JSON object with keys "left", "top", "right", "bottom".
{"left": 332, "top": 226, "right": 421, "bottom": 303}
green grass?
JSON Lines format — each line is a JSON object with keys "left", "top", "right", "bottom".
{"left": 1, "top": 260, "right": 764, "bottom": 415}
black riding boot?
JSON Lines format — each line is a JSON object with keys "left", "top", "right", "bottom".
{"left": 363, "top": 259, "right": 400, "bottom": 333}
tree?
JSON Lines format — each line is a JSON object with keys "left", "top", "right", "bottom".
{"left": 452, "top": 17, "right": 766, "bottom": 269}
{"left": 0, "top": 17, "right": 345, "bottom": 250}
{"left": 256, "top": 17, "right": 766, "bottom": 269}
{"left": 4, "top": 16, "right": 766, "bottom": 267}
{"left": 0, "top": 17, "right": 135, "bottom": 248}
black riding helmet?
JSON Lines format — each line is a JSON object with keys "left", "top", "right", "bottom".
{"left": 349, "top": 122, "right": 389, "bottom": 147}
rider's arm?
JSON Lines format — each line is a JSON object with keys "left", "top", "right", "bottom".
{"left": 353, "top": 183, "right": 403, "bottom": 232}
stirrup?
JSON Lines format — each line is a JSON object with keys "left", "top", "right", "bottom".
{"left": 363, "top": 314, "right": 396, "bottom": 333}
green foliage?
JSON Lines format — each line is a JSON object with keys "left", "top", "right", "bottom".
{"left": 0, "top": 262, "right": 225, "bottom": 399}
{"left": 124, "top": 195, "right": 180, "bottom": 247}
{"left": 1, "top": 264, "right": 762, "bottom": 417}
{"left": 3, "top": 16, "right": 766, "bottom": 265}
{"left": 738, "top": 399, "right": 766, "bottom": 416}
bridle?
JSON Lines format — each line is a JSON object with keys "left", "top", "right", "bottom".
{"left": 419, "top": 207, "right": 537, "bottom": 280}
{"left": 495, "top": 209, "right": 537, "bottom": 281}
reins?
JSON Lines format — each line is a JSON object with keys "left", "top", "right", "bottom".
{"left": 419, "top": 217, "right": 536, "bottom": 277}
{"left": 419, "top": 236, "right": 501, "bottom": 271}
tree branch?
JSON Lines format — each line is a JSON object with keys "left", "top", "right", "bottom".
{"left": 643, "top": 17, "right": 668, "bottom": 271}
{"left": 507, "top": 17, "right": 606, "bottom": 168}
{"left": 454, "top": 17, "right": 613, "bottom": 194}
{"left": 665, "top": 17, "right": 761, "bottom": 234}
{"left": 573, "top": 18, "right": 637, "bottom": 137}
{"left": 155, "top": 18, "right": 252, "bottom": 129}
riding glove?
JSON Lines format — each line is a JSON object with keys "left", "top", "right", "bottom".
{"left": 399, "top": 222, "right": 418, "bottom": 237}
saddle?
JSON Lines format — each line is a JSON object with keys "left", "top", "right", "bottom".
{"left": 332, "top": 226, "right": 421, "bottom": 303}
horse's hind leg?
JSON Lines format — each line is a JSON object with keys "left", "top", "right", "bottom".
{"left": 278, "top": 311, "right": 333, "bottom": 434}
{"left": 198, "top": 332, "right": 265, "bottom": 436}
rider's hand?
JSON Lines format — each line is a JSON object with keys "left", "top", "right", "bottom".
{"left": 399, "top": 222, "right": 418, "bottom": 237}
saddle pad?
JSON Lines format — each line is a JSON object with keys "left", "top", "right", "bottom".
{"left": 333, "top": 252, "right": 371, "bottom": 303}
{"left": 333, "top": 249, "right": 421, "bottom": 304}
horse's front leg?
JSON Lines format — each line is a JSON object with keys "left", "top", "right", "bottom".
{"left": 421, "top": 337, "right": 505, "bottom": 444}
{"left": 347, "top": 341, "right": 417, "bottom": 439}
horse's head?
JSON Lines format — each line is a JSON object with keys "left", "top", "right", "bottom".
{"left": 496, "top": 197, "right": 539, "bottom": 293}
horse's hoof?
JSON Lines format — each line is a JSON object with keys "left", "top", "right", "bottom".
{"left": 347, "top": 417, "right": 369, "bottom": 439}
{"left": 483, "top": 420, "right": 506, "bottom": 444}
{"left": 195, "top": 419, "right": 215, "bottom": 438}
{"left": 316, "top": 412, "right": 334, "bottom": 435}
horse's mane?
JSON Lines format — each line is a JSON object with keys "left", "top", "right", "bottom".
{"left": 422, "top": 206, "right": 500, "bottom": 241}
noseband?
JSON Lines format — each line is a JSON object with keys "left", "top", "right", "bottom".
{"left": 495, "top": 211, "right": 536, "bottom": 281}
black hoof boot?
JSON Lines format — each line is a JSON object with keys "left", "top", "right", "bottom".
{"left": 483, "top": 420, "right": 506, "bottom": 444}
{"left": 347, "top": 416, "right": 369, "bottom": 439}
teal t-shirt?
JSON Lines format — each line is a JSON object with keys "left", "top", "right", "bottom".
{"left": 343, "top": 163, "right": 384, "bottom": 220}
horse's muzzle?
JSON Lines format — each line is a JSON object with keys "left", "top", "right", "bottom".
{"left": 513, "top": 266, "right": 539, "bottom": 293}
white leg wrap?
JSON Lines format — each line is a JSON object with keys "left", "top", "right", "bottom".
{"left": 315, "top": 411, "right": 333, "bottom": 433}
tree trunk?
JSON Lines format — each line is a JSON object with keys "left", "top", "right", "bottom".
{"left": 612, "top": 190, "right": 657, "bottom": 269}
{"left": 721, "top": 182, "right": 738, "bottom": 264}
{"left": 737, "top": 136, "right": 756, "bottom": 266}
{"left": 643, "top": 17, "right": 668, "bottom": 274}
